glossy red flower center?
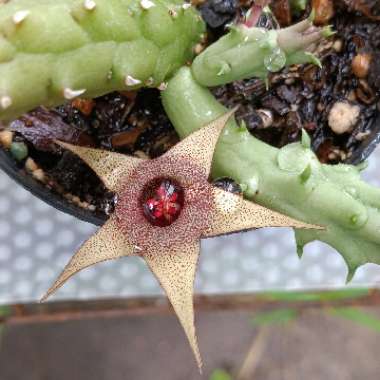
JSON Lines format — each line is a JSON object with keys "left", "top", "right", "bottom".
{"left": 141, "top": 178, "right": 185, "bottom": 227}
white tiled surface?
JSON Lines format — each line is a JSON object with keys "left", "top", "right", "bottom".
{"left": 1, "top": 147, "right": 380, "bottom": 304}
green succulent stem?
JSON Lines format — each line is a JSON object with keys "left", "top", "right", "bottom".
{"left": 0, "top": 0, "right": 205, "bottom": 121}
{"left": 191, "top": 18, "right": 328, "bottom": 87}
{"left": 162, "top": 67, "right": 380, "bottom": 281}
{"left": 0, "top": 0, "right": 327, "bottom": 121}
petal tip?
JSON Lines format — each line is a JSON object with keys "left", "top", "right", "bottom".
{"left": 39, "top": 290, "right": 52, "bottom": 303}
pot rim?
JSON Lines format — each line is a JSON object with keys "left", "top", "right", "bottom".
{"left": 0, "top": 148, "right": 105, "bottom": 226}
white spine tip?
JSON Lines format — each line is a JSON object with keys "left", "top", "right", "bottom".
{"left": 140, "top": 0, "right": 155, "bottom": 9}
{"left": 84, "top": 0, "right": 97, "bottom": 11}
{"left": 145, "top": 77, "right": 155, "bottom": 86}
{"left": 12, "top": 10, "right": 30, "bottom": 25}
{"left": 169, "top": 9, "right": 178, "bottom": 17}
{"left": 63, "top": 88, "right": 86, "bottom": 100}
{"left": 182, "top": 3, "right": 192, "bottom": 9}
{"left": 125, "top": 75, "right": 142, "bottom": 87}
{"left": 158, "top": 82, "right": 168, "bottom": 91}
{"left": 0, "top": 96, "right": 12, "bottom": 110}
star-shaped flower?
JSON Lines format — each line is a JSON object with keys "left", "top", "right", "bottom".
{"left": 42, "top": 110, "right": 321, "bottom": 369}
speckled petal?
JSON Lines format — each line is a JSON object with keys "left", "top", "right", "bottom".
{"left": 204, "top": 187, "right": 324, "bottom": 238}
{"left": 56, "top": 140, "right": 145, "bottom": 191}
{"left": 144, "top": 243, "right": 202, "bottom": 370}
{"left": 41, "top": 216, "right": 136, "bottom": 302}
{"left": 163, "top": 109, "right": 237, "bottom": 177}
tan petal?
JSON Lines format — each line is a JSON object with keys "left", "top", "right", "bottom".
{"left": 164, "top": 108, "right": 237, "bottom": 177}
{"left": 204, "top": 187, "right": 324, "bottom": 238}
{"left": 144, "top": 243, "right": 202, "bottom": 370}
{"left": 56, "top": 141, "right": 144, "bottom": 191}
{"left": 41, "top": 216, "right": 136, "bottom": 302}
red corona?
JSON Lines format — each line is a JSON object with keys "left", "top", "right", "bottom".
{"left": 141, "top": 178, "right": 185, "bottom": 227}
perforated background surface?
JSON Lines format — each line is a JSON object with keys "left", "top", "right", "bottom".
{"left": 1, "top": 147, "right": 380, "bottom": 304}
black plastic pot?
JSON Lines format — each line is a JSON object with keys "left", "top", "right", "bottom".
{"left": 0, "top": 148, "right": 105, "bottom": 226}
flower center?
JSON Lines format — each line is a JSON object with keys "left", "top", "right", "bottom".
{"left": 141, "top": 178, "right": 184, "bottom": 227}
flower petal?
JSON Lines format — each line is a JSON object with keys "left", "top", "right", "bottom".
{"left": 163, "top": 108, "right": 237, "bottom": 177}
{"left": 56, "top": 140, "right": 145, "bottom": 191}
{"left": 41, "top": 216, "right": 136, "bottom": 302}
{"left": 144, "top": 242, "right": 202, "bottom": 370}
{"left": 204, "top": 187, "right": 324, "bottom": 237}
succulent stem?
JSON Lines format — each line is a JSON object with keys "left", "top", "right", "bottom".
{"left": 162, "top": 67, "right": 380, "bottom": 282}
{"left": 0, "top": 0, "right": 205, "bottom": 121}
{"left": 0, "top": 1, "right": 331, "bottom": 121}
{"left": 191, "top": 16, "right": 329, "bottom": 87}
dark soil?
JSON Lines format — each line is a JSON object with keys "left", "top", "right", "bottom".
{"left": 213, "top": 1, "right": 380, "bottom": 164}
{"left": 1, "top": 0, "right": 380, "bottom": 217}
